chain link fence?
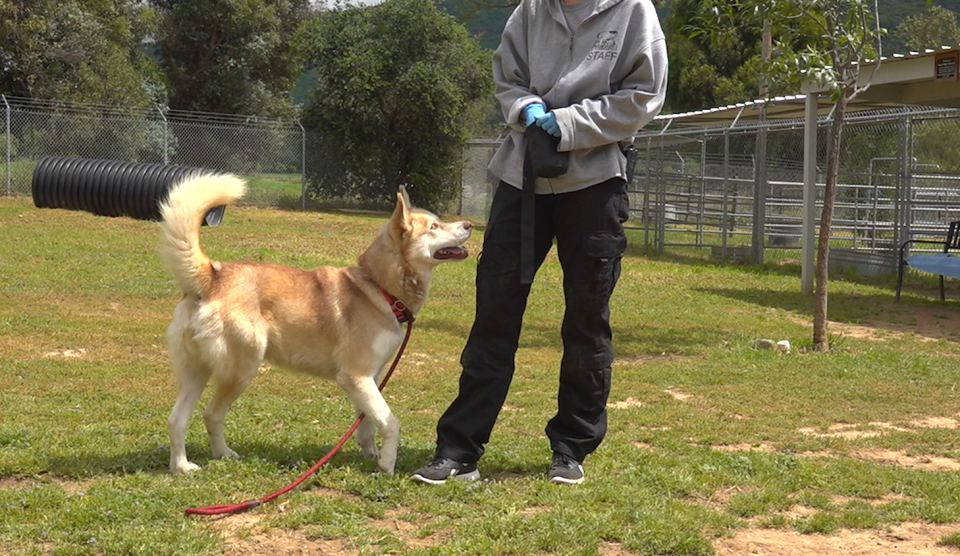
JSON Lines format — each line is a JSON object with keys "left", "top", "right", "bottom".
{"left": 2, "top": 96, "right": 308, "bottom": 208}
{"left": 631, "top": 105, "right": 960, "bottom": 276}
{"left": 1, "top": 95, "right": 504, "bottom": 219}
{"left": 7, "top": 95, "right": 960, "bottom": 275}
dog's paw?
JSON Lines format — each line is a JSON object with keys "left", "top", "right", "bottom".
{"left": 377, "top": 456, "right": 396, "bottom": 475}
{"left": 212, "top": 448, "right": 241, "bottom": 460}
{"left": 171, "top": 461, "right": 201, "bottom": 475}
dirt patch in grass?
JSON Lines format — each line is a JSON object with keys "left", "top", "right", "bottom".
{"left": 798, "top": 416, "right": 960, "bottom": 440}
{"left": 910, "top": 416, "right": 960, "bottom": 429}
{"left": 797, "top": 423, "right": 908, "bottom": 439}
{"left": 216, "top": 512, "right": 356, "bottom": 556}
{"left": 0, "top": 476, "right": 35, "bottom": 491}
{"left": 713, "top": 443, "right": 778, "bottom": 452}
{"left": 608, "top": 396, "right": 645, "bottom": 409}
{"left": 664, "top": 389, "right": 693, "bottom": 401}
{"left": 851, "top": 449, "right": 960, "bottom": 471}
{"left": 216, "top": 506, "right": 442, "bottom": 556}
{"left": 0, "top": 475, "right": 97, "bottom": 493}
{"left": 713, "top": 522, "right": 960, "bottom": 556}
{"left": 223, "top": 527, "right": 355, "bottom": 556}
{"left": 42, "top": 347, "right": 87, "bottom": 358}
{"left": 712, "top": 416, "right": 960, "bottom": 470}
{"left": 366, "top": 508, "right": 447, "bottom": 551}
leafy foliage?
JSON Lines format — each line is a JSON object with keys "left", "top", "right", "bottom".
{"left": 664, "top": 0, "right": 960, "bottom": 113}
{"left": 881, "top": 0, "right": 960, "bottom": 52}
{"left": 298, "top": 0, "right": 492, "bottom": 211}
{"left": 0, "top": 0, "right": 163, "bottom": 105}
{"left": 150, "top": 0, "right": 311, "bottom": 116}
{"left": 692, "top": 0, "right": 885, "bottom": 351}
{"left": 894, "top": 5, "right": 960, "bottom": 52}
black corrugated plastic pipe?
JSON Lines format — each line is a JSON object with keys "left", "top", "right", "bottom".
{"left": 31, "top": 156, "right": 225, "bottom": 226}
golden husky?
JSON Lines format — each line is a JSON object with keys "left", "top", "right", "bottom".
{"left": 159, "top": 174, "right": 471, "bottom": 475}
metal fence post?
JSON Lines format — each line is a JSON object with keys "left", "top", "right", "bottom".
{"left": 897, "top": 113, "right": 913, "bottom": 247}
{"left": 801, "top": 92, "right": 819, "bottom": 295}
{"left": 752, "top": 111, "right": 768, "bottom": 264}
{"left": 3, "top": 95, "right": 10, "bottom": 195}
{"left": 156, "top": 105, "right": 168, "bottom": 165}
{"left": 298, "top": 119, "right": 306, "bottom": 209}
{"left": 642, "top": 136, "right": 652, "bottom": 248}
{"left": 721, "top": 128, "right": 730, "bottom": 259}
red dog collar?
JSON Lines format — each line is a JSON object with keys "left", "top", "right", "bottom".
{"left": 380, "top": 288, "right": 414, "bottom": 324}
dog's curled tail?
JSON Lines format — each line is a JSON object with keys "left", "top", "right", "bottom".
{"left": 159, "top": 173, "right": 246, "bottom": 295}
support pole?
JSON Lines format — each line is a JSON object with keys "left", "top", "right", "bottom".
{"left": 297, "top": 119, "right": 306, "bottom": 209}
{"left": 802, "top": 93, "right": 819, "bottom": 295}
{"left": 156, "top": 106, "right": 168, "bottom": 165}
{"left": 3, "top": 95, "right": 10, "bottom": 195}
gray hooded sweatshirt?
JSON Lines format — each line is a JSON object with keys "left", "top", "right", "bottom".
{"left": 488, "top": 0, "right": 668, "bottom": 194}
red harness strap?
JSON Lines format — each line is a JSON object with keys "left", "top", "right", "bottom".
{"left": 380, "top": 288, "right": 415, "bottom": 324}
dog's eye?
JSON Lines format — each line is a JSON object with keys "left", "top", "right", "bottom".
{"left": 430, "top": 222, "right": 439, "bottom": 230}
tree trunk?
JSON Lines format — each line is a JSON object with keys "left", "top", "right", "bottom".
{"left": 812, "top": 95, "right": 849, "bottom": 351}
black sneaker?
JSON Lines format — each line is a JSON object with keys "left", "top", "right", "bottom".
{"left": 548, "top": 452, "right": 584, "bottom": 485}
{"left": 410, "top": 456, "right": 480, "bottom": 485}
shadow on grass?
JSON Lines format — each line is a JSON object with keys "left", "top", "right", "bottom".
{"left": 698, "top": 285, "right": 960, "bottom": 341}
{"left": 421, "top": 315, "right": 716, "bottom": 358}
{"left": 624, "top": 241, "right": 909, "bottom": 290}
{"left": 43, "top": 448, "right": 170, "bottom": 478}
{"left": 42, "top": 440, "right": 437, "bottom": 479}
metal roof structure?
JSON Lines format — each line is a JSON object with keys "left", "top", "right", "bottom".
{"left": 656, "top": 46, "right": 960, "bottom": 128}
{"left": 648, "top": 46, "right": 960, "bottom": 293}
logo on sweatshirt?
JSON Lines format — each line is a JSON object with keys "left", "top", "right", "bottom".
{"left": 587, "top": 31, "right": 619, "bottom": 62}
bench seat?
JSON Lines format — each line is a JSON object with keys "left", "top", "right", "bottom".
{"left": 896, "top": 221, "right": 960, "bottom": 301}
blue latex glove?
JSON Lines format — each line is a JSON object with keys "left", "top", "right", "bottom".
{"left": 536, "top": 112, "right": 561, "bottom": 138}
{"left": 523, "top": 103, "right": 546, "bottom": 127}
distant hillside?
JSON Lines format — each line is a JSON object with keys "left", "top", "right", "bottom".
{"left": 881, "top": 0, "right": 960, "bottom": 53}
{"left": 440, "top": 0, "right": 511, "bottom": 51}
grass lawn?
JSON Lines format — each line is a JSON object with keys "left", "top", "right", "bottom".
{"left": 2, "top": 195, "right": 960, "bottom": 555}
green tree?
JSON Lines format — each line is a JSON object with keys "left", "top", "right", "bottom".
{"left": 0, "top": 0, "right": 162, "bottom": 105}
{"left": 894, "top": 5, "right": 960, "bottom": 51}
{"left": 700, "top": 0, "right": 883, "bottom": 351}
{"left": 298, "top": 0, "right": 492, "bottom": 211}
{"left": 671, "top": 0, "right": 823, "bottom": 113}
{"left": 150, "top": 0, "right": 311, "bottom": 117}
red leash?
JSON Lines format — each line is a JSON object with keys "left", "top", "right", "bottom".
{"left": 184, "top": 292, "right": 414, "bottom": 516}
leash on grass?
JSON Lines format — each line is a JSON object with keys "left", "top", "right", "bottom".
{"left": 184, "top": 292, "right": 414, "bottom": 516}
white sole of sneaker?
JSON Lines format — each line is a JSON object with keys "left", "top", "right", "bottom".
{"left": 549, "top": 475, "right": 585, "bottom": 485}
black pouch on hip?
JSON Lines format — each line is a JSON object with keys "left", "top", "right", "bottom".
{"left": 622, "top": 144, "right": 639, "bottom": 184}
{"left": 524, "top": 125, "right": 568, "bottom": 178}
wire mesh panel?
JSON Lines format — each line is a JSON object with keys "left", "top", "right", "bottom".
{"left": 632, "top": 106, "right": 960, "bottom": 275}
{"left": 7, "top": 95, "right": 960, "bottom": 274}
{"left": 2, "top": 96, "right": 305, "bottom": 207}
{"left": 3, "top": 97, "right": 164, "bottom": 195}
{"left": 165, "top": 111, "right": 304, "bottom": 207}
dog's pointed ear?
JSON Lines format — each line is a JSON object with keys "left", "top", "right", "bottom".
{"left": 390, "top": 185, "right": 413, "bottom": 238}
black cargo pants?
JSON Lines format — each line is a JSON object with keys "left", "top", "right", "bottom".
{"left": 435, "top": 177, "right": 629, "bottom": 464}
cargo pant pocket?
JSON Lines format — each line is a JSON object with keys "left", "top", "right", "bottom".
{"left": 581, "top": 229, "right": 626, "bottom": 297}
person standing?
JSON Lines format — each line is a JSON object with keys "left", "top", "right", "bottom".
{"left": 412, "top": 0, "right": 667, "bottom": 485}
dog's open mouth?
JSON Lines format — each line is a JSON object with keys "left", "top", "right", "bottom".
{"left": 434, "top": 246, "right": 469, "bottom": 260}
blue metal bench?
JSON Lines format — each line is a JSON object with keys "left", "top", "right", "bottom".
{"left": 896, "top": 221, "right": 960, "bottom": 301}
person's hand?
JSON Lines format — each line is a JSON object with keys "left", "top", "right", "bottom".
{"left": 536, "top": 112, "right": 560, "bottom": 137}
{"left": 523, "top": 103, "right": 546, "bottom": 127}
